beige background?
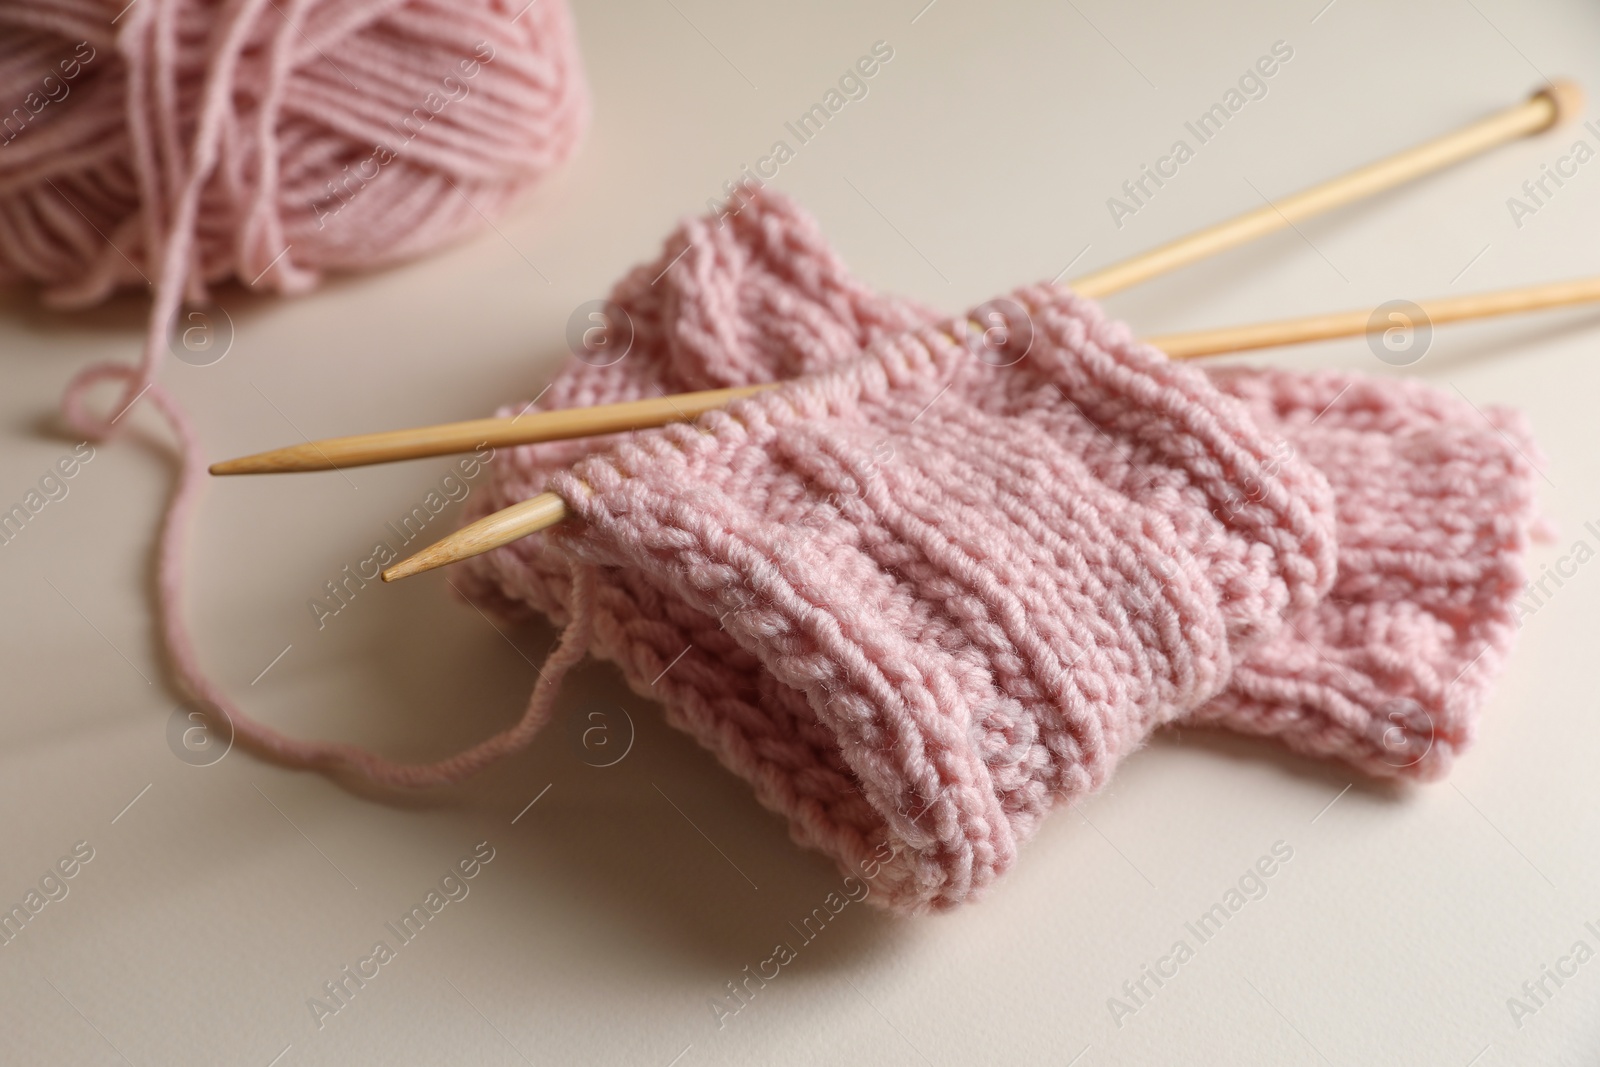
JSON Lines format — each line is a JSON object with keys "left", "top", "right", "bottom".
{"left": 4, "top": 0, "right": 1600, "bottom": 1063}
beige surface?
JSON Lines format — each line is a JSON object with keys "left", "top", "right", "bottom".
{"left": 4, "top": 1, "right": 1600, "bottom": 1063}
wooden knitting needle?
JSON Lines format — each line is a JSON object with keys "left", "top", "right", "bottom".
{"left": 212, "top": 384, "right": 776, "bottom": 475}
{"left": 1073, "top": 79, "right": 1581, "bottom": 297}
{"left": 213, "top": 81, "right": 1581, "bottom": 478}
{"left": 381, "top": 273, "right": 1600, "bottom": 582}
{"left": 1147, "top": 273, "right": 1600, "bottom": 359}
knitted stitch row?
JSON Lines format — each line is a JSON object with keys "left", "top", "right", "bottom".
{"left": 454, "top": 193, "right": 1540, "bottom": 912}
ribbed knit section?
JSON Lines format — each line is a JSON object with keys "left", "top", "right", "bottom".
{"left": 455, "top": 191, "right": 1540, "bottom": 912}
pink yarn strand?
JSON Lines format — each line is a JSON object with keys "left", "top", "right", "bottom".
{"left": 65, "top": 361, "right": 597, "bottom": 788}
{"left": 6, "top": 0, "right": 590, "bottom": 787}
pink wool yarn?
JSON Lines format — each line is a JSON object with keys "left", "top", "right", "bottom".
{"left": 449, "top": 191, "right": 1542, "bottom": 911}
{"left": 0, "top": 0, "right": 587, "bottom": 434}
{"left": 0, "top": 0, "right": 599, "bottom": 804}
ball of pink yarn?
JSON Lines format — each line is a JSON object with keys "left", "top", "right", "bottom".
{"left": 0, "top": 0, "right": 588, "bottom": 431}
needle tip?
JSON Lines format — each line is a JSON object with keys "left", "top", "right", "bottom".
{"left": 381, "top": 555, "right": 432, "bottom": 582}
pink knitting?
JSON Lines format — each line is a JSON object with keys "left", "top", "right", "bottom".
{"left": 91, "top": 186, "right": 1539, "bottom": 914}
{"left": 1195, "top": 369, "right": 1541, "bottom": 779}
{"left": 454, "top": 191, "right": 1542, "bottom": 911}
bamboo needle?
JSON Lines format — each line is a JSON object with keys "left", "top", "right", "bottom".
{"left": 1150, "top": 275, "right": 1600, "bottom": 359}
{"left": 380, "top": 274, "right": 1600, "bottom": 582}
{"left": 1072, "top": 79, "right": 1582, "bottom": 298}
{"left": 213, "top": 81, "right": 1582, "bottom": 478}
{"left": 210, "top": 384, "right": 773, "bottom": 475}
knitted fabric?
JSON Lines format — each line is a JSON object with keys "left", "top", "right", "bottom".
{"left": 1193, "top": 369, "right": 1540, "bottom": 778}
{"left": 455, "top": 192, "right": 1540, "bottom": 911}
